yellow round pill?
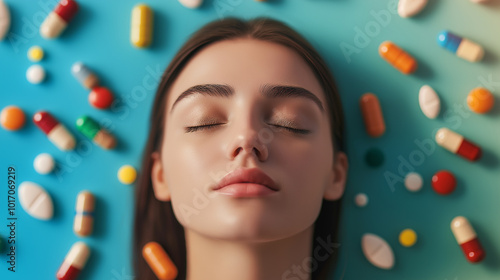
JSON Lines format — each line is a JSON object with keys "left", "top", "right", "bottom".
{"left": 28, "top": 46, "right": 44, "bottom": 62}
{"left": 399, "top": 229, "right": 417, "bottom": 247}
{"left": 118, "top": 165, "right": 137, "bottom": 185}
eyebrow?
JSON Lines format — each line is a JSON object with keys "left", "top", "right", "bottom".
{"left": 169, "top": 84, "right": 325, "bottom": 115}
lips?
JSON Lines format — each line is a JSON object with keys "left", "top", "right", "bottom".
{"left": 214, "top": 168, "right": 279, "bottom": 192}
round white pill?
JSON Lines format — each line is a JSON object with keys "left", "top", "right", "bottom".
{"left": 355, "top": 193, "right": 368, "bottom": 207}
{"left": 34, "top": 153, "right": 55, "bottom": 174}
{"left": 405, "top": 172, "right": 423, "bottom": 192}
{"left": 26, "top": 65, "right": 46, "bottom": 84}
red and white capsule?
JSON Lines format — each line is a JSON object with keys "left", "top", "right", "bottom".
{"left": 56, "top": 241, "right": 90, "bottom": 280}
{"left": 435, "top": 128, "right": 481, "bottom": 161}
{"left": 40, "top": 0, "right": 79, "bottom": 39}
{"left": 451, "top": 216, "right": 486, "bottom": 263}
{"left": 33, "top": 111, "right": 76, "bottom": 151}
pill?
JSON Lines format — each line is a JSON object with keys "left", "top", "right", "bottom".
{"left": 131, "top": 4, "right": 153, "bottom": 48}
{"left": 467, "top": 87, "right": 494, "bottom": 114}
{"left": 361, "top": 233, "right": 395, "bottom": 270}
{"left": 437, "top": 31, "right": 484, "bottom": 62}
{"left": 40, "top": 0, "right": 79, "bottom": 39}
{"left": 431, "top": 170, "right": 456, "bottom": 195}
{"left": 435, "top": 128, "right": 481, "bottom": 161}
{"left": 360, "top": 93, "right": 385, "bottom": 137}
{"left": 33, "top": 111, "right": 76, "bottom": 151}
{"left": 470, "top": 0, "right": 490, "bottom": 3}
{"left": 71, "top": 62, "right": 100, "bottom": 89}
{"left": 118, "top": 165, "right": 137, "bottom": 185}
{"left": 34, "top": 153, "right": 55, "bottom": 174}
{"left": 418, "top": 85, "right": 440, "bottom": 119}
{"left": 404, "top": 172, "right": 423, "bottom": 192}
{"left": 28, "top": 46, "right": 44, "bottom": 62}
{"left": 89, "top": 87, "right": 114, "bottom": 109}
{"left": 76, "top": 116, "right": 116, "bottom": 149}
{"left": 365, "top": 147, "right": 384, "bottom": 167}
{"left": 399, "top": 229, "right": 417, "bottom": 247}
{"left": 354, "top": 193, "right": 368, "bottom": 207}
{"left": 0, "top": 0, "right": 10, "bottom": 40}
{"left": 451, "top": 216, "right": 485, "bottom": 263}
{"left": 18, "top": 181, "right": 53, "bottom": 220}
{"left": 398, "top": 0, "right": 428, "bottom": 18}
{"left": 379, "top": 41, "right": 417, "bottom": 74}
{"left": 56, "top": 241, "right": 91, "bottom": 280}
{"left": 143, "top": 242, "right": 178, "bottom": 280}
{"left": 1, "top": 106, "right": 25, "bottom": 131}
{"left": 26, "top": 65, "right": 46, "bottom": 84}
{"left": 74, "top": 190, "right": 95, "bottom": 237}
{"left": 179, "top": 0, "right": 203, "bottom": 8}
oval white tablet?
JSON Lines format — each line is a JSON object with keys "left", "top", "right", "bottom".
{"left": 419, "top": 85, "right": 440, "bottom": 119}
{"left": 26, "top": 65, "right": 46, "bottom": 84}
{"left": 34, "top": 153, "right": 55, "bottom": 174}
{"left": 0, "top": 0, "right": 10, "bottom": 40}
{"left": 405, "top": 172, "right": 423, "bottom": 192}
{"left": 361, "top": 233, "right": 395, "bottom": 269}
{"left": 19, "top": 181, "right": 53, "bottom": 220}
{"left": 355, "top": 193, "right": 369, "bottom": 207}
{"left": 179, "top": 0, "right": 203, "bottom": 9}
{"left": 398, "top": 0, "right": 428, "bottom": 18}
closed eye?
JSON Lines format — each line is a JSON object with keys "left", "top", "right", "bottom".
{"left": 184, "top": 123, "right": 310, "bottom": 135}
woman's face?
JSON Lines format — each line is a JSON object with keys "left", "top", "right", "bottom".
{"left": 151, "top": 38, "right": 347, "bottom": 242}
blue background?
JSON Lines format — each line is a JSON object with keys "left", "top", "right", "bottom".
{"left": 1, "top": 0, "right": 499, "bottom": 279}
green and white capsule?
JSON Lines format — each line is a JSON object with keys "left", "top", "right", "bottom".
{"left": 76, "top": 116, "right": 116, "bottom": 149}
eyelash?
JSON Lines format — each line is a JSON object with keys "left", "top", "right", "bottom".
{"left": 185, "top": 123, "right": 310, "bottom": 135}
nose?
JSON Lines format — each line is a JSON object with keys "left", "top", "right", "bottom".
{"left": 226, "top": 121, "right": 270, "bottom": 162}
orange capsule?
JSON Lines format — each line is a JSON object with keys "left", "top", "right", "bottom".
{"left": 467, "top": 87, "right": 494, "bottom": 114}
{"left": 73, "top": 191, "right": 95, "bottom": 237}
{"left": 360, "top": 93, "right": 386, "bottom": 137}
{"left": 379, "top": 41, "right": 417, "bottom": 74}
{"left": 142, "top": 242, "right": 178, "bottom": 280}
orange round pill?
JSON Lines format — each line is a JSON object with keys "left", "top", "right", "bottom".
{"left": 142, "top": 241, "right": 178, "bottom": 280}
{"left": 379, "top": 41, "right": 417, "bottom": 75}
{"left": 467, "top": 87, "right": 494, "bottom": 114}
{"left": 1, "top": 106, "right": 26, "bottom": 131}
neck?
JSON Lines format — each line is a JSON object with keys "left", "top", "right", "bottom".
{"left": 185, "top": 226, "right": 314, "bottom": 280}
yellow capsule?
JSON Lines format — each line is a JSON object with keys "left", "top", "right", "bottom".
{"left": 130, "top": 4, "right": 153, "bottom": 48}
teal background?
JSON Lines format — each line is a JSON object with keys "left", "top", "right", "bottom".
{"left": 0, "top": 0, "right": 499, "bottom": 279}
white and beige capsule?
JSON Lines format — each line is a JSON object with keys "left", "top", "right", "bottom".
{"left": 0, "top": 0, "right": 10, "bottom": 40}
{"left": 74, "top": 190, "right": 95, "bottom": 237}
{"left": 179, "top": 0, "right": 203, "bottom": 8}
{"left": 418, "top": 85, "right": 440, "bottom": 119}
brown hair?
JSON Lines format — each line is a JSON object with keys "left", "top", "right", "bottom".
{"left": 133, "top": 17, "right": 346, "bottom": 280}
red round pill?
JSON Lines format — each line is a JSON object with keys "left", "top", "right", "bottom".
{"left": 89, "top": 87, "right": 114, "bottom": 109}
{"left": 432, "top": 170, "right": 456, "bottom": 195}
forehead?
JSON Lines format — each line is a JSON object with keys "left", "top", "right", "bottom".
{"left": 166, "top": 38, "right": 326, "bottom": 109}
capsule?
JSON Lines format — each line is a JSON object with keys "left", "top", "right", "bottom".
{"left": 33, "top": 111, "right": 76, "bottom": 151}
{"left": 76, "top": 116, "right": 116, "bottom": 149}
{"left": 74, "top": 191, "right": 95, "bottom": 237}
{"left": 437, "top": 31, "right": 484, "bottom": 62}
{"left": 178, "top": 0, "right": 203, "bottom": 9}
{"left": 143, "top": 242, "right": 178, "bottom": 280}
{"left": 0, "top": 0, "right": 11, "bottom": 40}
{"left": 40, "top": 0, "right": 79, "bottom": 39}
{"left": 435, "top": 128, "right": 481, "bottom": 161}
{"left": 56, "top": 241, "right": 90, "bottom": 280}
{"left": 71, "top": 62, "right": 99, "bottom": 89}
{"left": 360, "top": 93, "right": 385, "bottom": 137}
{"left": 451, "top": 216, "right": 485, "bottom": 263}
{"left": 379, "top": 41, "right": 417, "bottom": 74}
{"left": 131, "top": 4, "right": 153, "bottom": 48}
